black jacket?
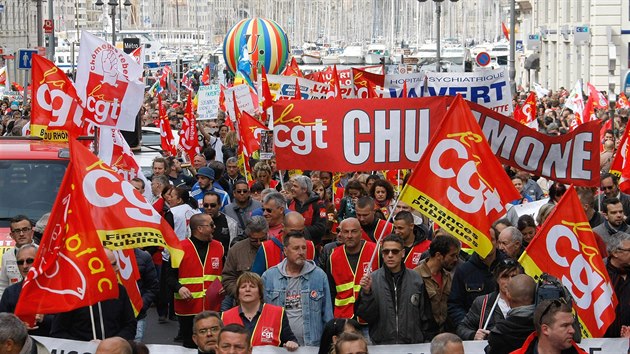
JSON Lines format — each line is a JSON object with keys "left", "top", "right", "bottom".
{"left": 448, "top": 250, "right": 508, "bottom": 326}
{"left": 485, "top": 307, "right": 535, "bottom": 354}
{"left": 605, "top": 259, "right": 630, "bottom": 337}
{"left": 355, "top": 265, "right": 437, "bottom": 344}
{"left": 456, "top": 291, "right": 505, "bottom": 340}
{"left": 135, "top": 248, "right": 160, "bottom": 320}
{"left": 50, "top": 284, "right": 137, "bottom": 340}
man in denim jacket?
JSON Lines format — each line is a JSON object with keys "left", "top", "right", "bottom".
{"left": 261, "top": 231, "right": 333, "bottom": 346}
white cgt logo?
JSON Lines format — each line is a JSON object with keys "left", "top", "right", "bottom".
{"left": 429, "top": 133, "right": 503, "bottom": 215}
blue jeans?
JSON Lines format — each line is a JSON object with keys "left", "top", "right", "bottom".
{"left": 135, "top": 318, "right": 146, "bottom": 342}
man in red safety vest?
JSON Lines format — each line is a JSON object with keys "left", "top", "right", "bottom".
{"left": 168, "top": 213, "right": 225, "bottom": 349}
{"left": 326, "top": 217, "right": 379, "bottom": 322}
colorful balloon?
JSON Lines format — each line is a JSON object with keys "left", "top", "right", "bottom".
{"left": 223, "top": 18, "right": 290, "bottom": 76}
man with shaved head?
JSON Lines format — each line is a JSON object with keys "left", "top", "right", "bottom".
{"left": 95, "top": 336, "right": 133, "bottom": 354}
{"left": 251, "top": 212, "right": 315, "bottom": 275}
{"left": 485, "top": 274, "right": 537, "bottom": 354}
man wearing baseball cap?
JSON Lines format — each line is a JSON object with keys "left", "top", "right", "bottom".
{"left": 191, "top": 166, "right": 230, "bottom": 212}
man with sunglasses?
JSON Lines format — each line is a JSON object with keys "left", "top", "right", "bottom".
{"left": 203, "top": 192, "right": 238, "bottom": 256}
{"left": 512, "top": 299, "right": 586, "bottom": 354}
{"left": 224, "top": 180, "right": 262, "bottom": 238}
{"left": 0, "top": 244, "right": 51, "bottom": 336}
{"left": 168, "top": 213, "right": 224, "bottom": 349}
{"left": 355, "top": 234, "right": 437, "bottom": 344}
{"left": 0, "top": 215, "right": 37, "bottom": 298}
{"left": 598, "top": 173, "right": 630, "bottom": 221}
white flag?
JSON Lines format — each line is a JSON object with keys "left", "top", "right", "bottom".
{"left": 75, "top": 31, "right": 144, "bottom": 132}
{"left": 564, "top": 80, "right": 584, "bottom": 114}
{"left": 98, "top": 126, "right": 152, "bottom": 202}
{"left": 532, "top": 82, "right": 549, "bottom": 98}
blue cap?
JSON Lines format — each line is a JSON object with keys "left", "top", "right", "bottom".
{"left": 196, "top": 167, "right": 215, "bottom": 180}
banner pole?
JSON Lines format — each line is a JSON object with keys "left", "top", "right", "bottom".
{"left": 89, "top": 305, "right": 97, "bottom": 341}
{"left": 279, "top": 170, "right": 285, "bottom": 191}
{"left": 483, "top": 295, "right": 501, "bottom": 330}
{"left": 98, "top": 302, "right": 106, "bottom": 340}
{"left": 366, "top": 196, "right": 401, "bottom": 272}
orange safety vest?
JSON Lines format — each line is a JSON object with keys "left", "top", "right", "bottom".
{"left": 329, "top": 241, "right": 378, "bottom": 321}
{"left": 361, "top": 219, "right": 394, "bottom": 243}
{"left": 222, "top": 304, "right": 284, "bottom": 347}
{"left": 404, "top": 239, "right": 431, "bottom": 268}
{"left": 174, "top": 238, "right": 224, "bottom": 316}
{"left": 261, "top": 238, "right": 315, "bottom": 270}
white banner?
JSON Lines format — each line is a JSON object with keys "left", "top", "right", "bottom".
{"left": 265, "top": 74, "right": 328, "bottom": 100}
{"left": 33, "top": 336, "right": 628, "bottom": 354}
{"left": 197, "top": 84, "right": 220, "bottom": 120}
{"left": 75, "top": 31, "right": 145, "bottom": 132}
{"left": 424, "top": 67, "right": 513, "bottom": 115}
{"left": 511, "top": 198, "right": 550, "bottom": 220}
{"left": 224, "top": 84, "right": 258, "bottom": 119}
{"left": 378, "top": 72, "right": 425, "bottom": 98}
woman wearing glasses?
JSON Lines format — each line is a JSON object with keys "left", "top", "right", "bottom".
{"left": 222, "top": 272, "right": 299, "bottom": 351}
{"left": 456, "top": 259, "right": 524, "bottom": 341}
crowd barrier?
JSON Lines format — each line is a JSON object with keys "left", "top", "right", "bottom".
{"left": 34, "top": 336, "right": 629, "bottom": 354}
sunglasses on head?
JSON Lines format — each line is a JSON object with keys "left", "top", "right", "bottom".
{"left": 203, "top": 203, "right": 218, "bottom": 208}
{"left": 16, "top": 258, "right": 34, "bottom": 266}
{"left": 538, "top": 298, "right": 567, "bottom": 325}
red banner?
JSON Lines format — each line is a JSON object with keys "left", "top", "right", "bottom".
{"left": 15, "top": 159, "right": 119, "bottom": 318}
{"left": 30, "top": 54, "right": 84, "bottom": 141}
{"left": 179, "top": 94, "right": 200, "bottom": 162}
{"left": 272, "top": 96, "right": 600, "bottom": 187}
{"left": 158, "top": 95, "right": 177, "bottom": 156}
{"left": 519, "top": 185, "right": 617, "bottom": 338}
{"left": 400, "top": 95, "right": 521, "bottom": 257}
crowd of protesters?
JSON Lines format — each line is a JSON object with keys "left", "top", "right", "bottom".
{"left": 3, "top": 82, "right": 630, "bottom": 354}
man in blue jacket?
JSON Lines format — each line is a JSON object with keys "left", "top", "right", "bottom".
{"left": 261, "top": 231, "right": 333, "bottom": 346}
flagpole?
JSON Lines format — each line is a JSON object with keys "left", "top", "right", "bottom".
{"left": 89, "top": 305, "right": 97, "bottom": 341}
{"left": 279, "top": 170, "right": 285, "bottom": 191}
{"left": 366, "top": 197, "right": 402, "bottom": 272}
{"left": 98, "top": 302, "right": 106, "bottom": 339}
{"left": 483, "top": 295, "right": 501, "bottom": 330}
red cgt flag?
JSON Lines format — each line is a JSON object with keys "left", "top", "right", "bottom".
{"left": 158, "top": 95, "right": 177, "bottom": 156}
{"left": 15, "top": 157, "right": 119, "bottom": 319}
{"left": 617, "top": 92, "right": 630, "bottom": 110}
{"left": 30, "top": 54, "right": 84, "bottom": 141}
{"left": 399, "top": 95, "right": 521, "bottom": 257}
{"left": 69, "top": 139, "right": 185, "bottom": 267}
{"left": 518, "top": 185, "right": 617, "bottom": 338}
{"left": 201, "top": 65, "right": 210, "bottom": 86}
{"left": 282, "top": 57, "right": 303, "bottom": 77}
{"left": 502, "top": 22, "right": 510, "bottom": 40}
{"left": 238, "top": 110, "right": 267, "bottom": 155}
{"left": 513, "top": 91, "right": 539, "bottom": 130}
{"left": 293, "top": 78, "right": 302, "bottom": 100}
{"left": 179, "top": 93, "right": 200, "bottom": 162}
{"left": 610, "top": 125, "right": 630, "bottom": 192}
{"left": 326, "top": 65, "right": 343, "bottom": 99}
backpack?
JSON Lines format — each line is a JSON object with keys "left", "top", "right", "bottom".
{"left": 535, "top": 273, "right": 582, "bottom": 342}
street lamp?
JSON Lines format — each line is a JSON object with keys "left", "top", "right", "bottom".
{"left": 95, "top": 0, "right": 132, "bottom": 46}
{"left": 418, "top": 0, "right": 458, "bottom": 72}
